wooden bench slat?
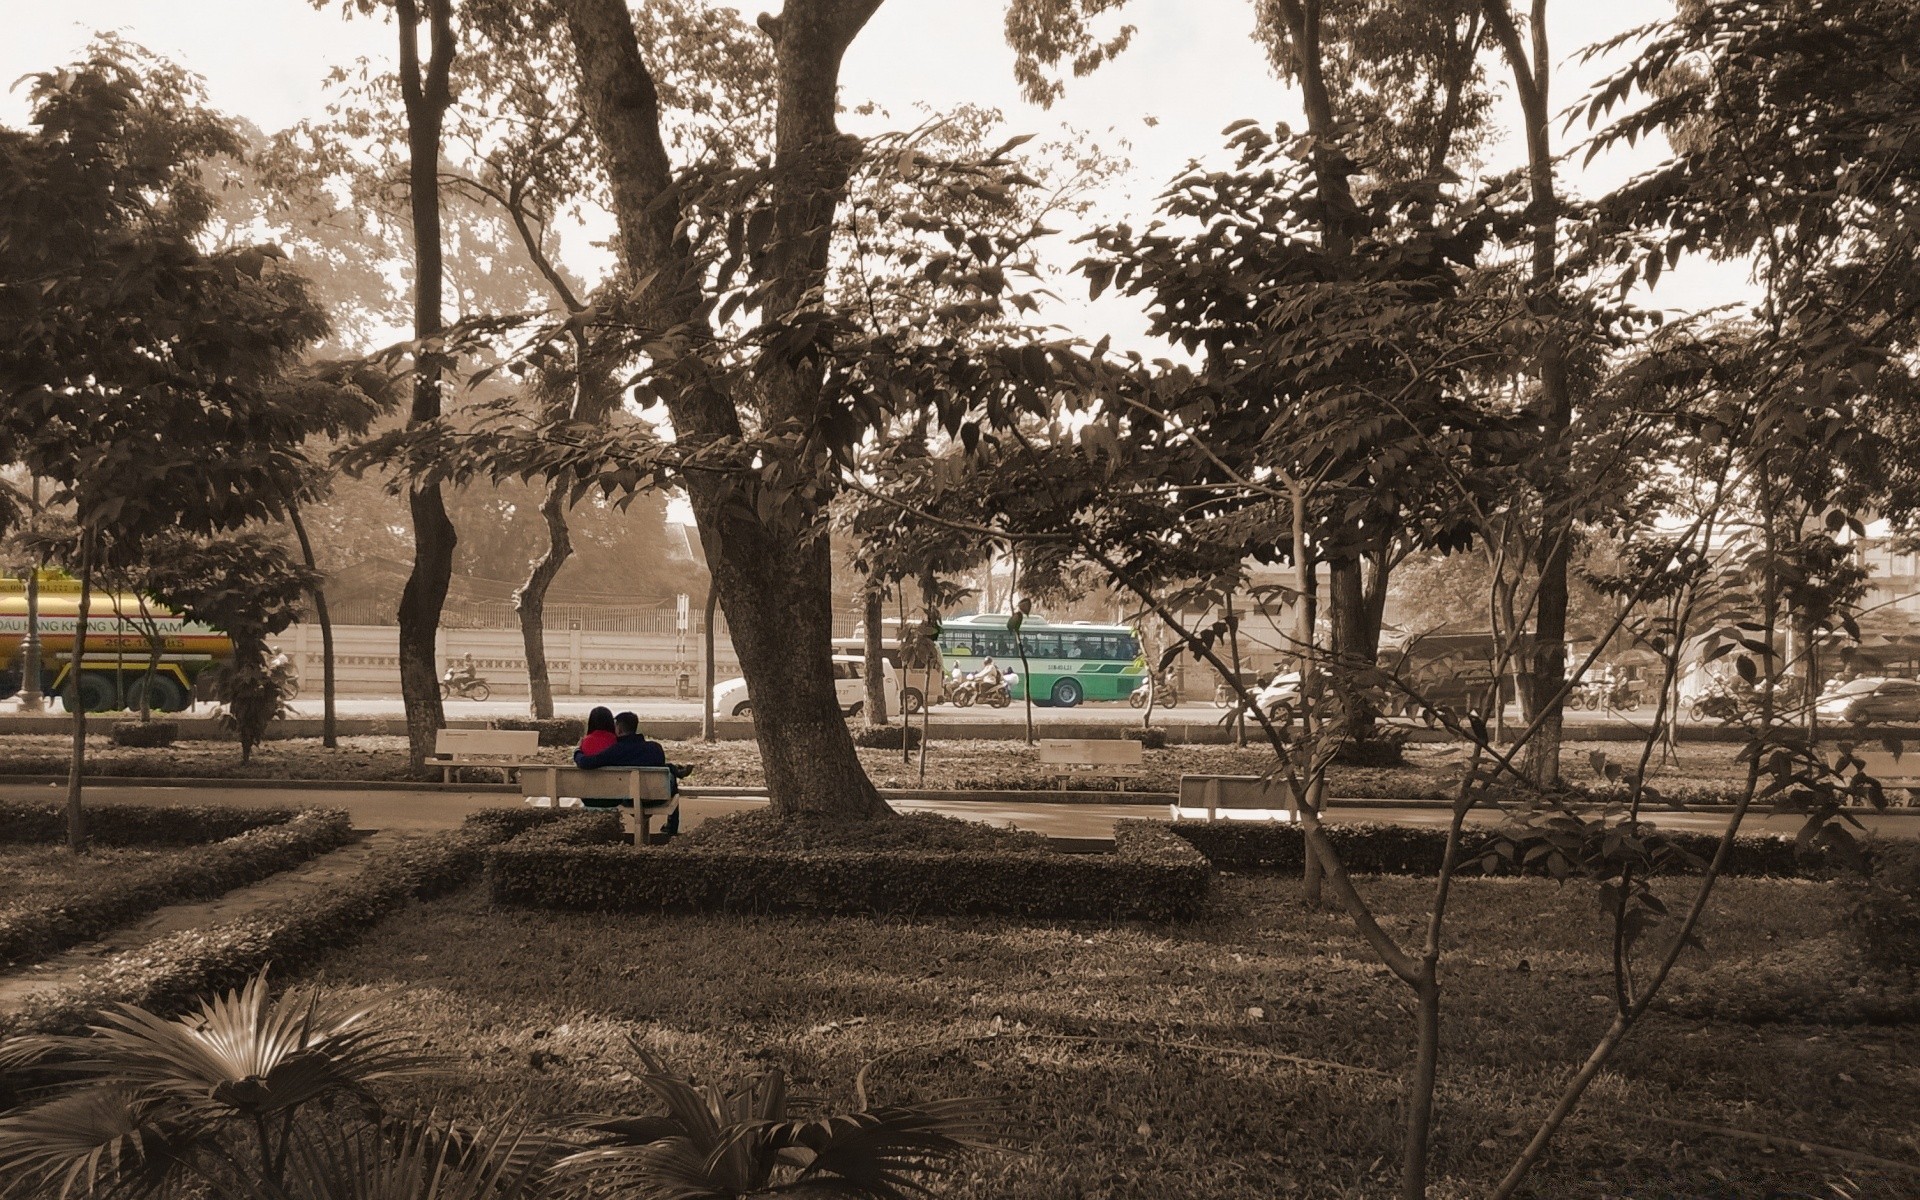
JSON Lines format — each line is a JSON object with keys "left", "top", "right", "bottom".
{"left": 1036, "top": 738, "right": 1146, "bottom": 790}
{"left": 1172, "top": 774, "right": 1298, "bottom": 823}
{"left": 518, "top": 765, "right": 678, "bottom": 844}
{"left": 433, "top": 729, "right": 544, "bottom": 783}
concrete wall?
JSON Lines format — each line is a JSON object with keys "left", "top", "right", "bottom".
{"left": 282, "top": 624, "right": 741, "bottom": 697}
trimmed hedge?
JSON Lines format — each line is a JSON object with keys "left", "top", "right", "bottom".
{"left": 853, "top": 725, "right": 922, "bottom": 751}
{"left": 1169, "top": 819, "right": 1830, "bottom": 878}
{"left": 1123, "top": 728, "right": 1169, "bottom": 749}
{"left": 487, "top": 818, "right": 1210, "bottom": 921}
{"left": 0, "top": 809, "right": 353, "bottom": 968}
{"left": 0, "top": 807, "right": 555, "bottom": 1041}
{"left": 0, "top": 802, "right": 304, "bottom": 847}
{"left": 1845, "top": 840, "right": 1920, "bottom": 973}
{"left": 493, "top": 717, "right": 587, "bottom": 747}
{"left": 109, "top": 720, "right": 178, "bottom": 748}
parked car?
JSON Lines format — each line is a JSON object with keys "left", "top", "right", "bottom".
{"left": 711, "top": 655, "right": 898, "bottom": 719}
{"left": 1249, "top": 672, "right": 1302, "bottom": 721}
{"left": 1816, "top": 677, "right": 1920, "bottom": 726}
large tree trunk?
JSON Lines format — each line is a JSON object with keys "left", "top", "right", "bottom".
{"left": 1483, "top": 0, "right": 1569, "bottom": 787}
{"left": 862, "top": 585, "right": 889, "bottom": 726}
{"left": 517, "top": 477, "right": 572, "bottom": 719}
{"left": 394, "top": 0, "right": 456, "bottom": 767}
{"left": 1329, "top": 556, "right": 1377, "bottom": 735}
{"left": 701, "top": 583, "right": 718, "bottom": 742}
{"left": 288, "top": 505, "right": 338, "bottom": 748}
{"left": 560, "top": 0, "right": 888, "bottom": 820}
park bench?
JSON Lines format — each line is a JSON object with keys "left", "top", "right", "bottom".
{"left": 432, "top": 728, "right": 543, "bottom": 783}
{"left": 1170, "top": 774, "right": 1300, "bottom": 823}
{"left": 519, "top": 765, "right": 678, "bottom": 844}
{"left": 1829, "top": 746, "right": 1920, "bottom": 805}
{"left": 1037, "top": 738, "right": 1146, "bottom": 790}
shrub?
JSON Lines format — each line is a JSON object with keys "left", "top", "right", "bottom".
{"left": 1333, "top": 726, "right": 1409, "bottom": 767}
{"left": 488, "top": 818, "right": 1209, "bottom": 921}
{"left": 493, "top": 717, "right": 587, "bottom": 747}
{"left": 1123, "top": 727, "right": 1169, "bottom": 749}
{"left": 0, "top": 809, "right": 352, "bottom": 968}
{"left": 1844, "top": 839, "right": 1920, "bottom": 975}
{"left": 852, "top": 724, "right": 922, "bottom": 750}
{"left": 677, "top": 808, "right": 1047, "bottom": 853}
{"left": 0, "top": 802, "right": 302, "bottom": 847}
{"left": 109, "top": 720, "right": 178, "bottom": 748}
{"left": 514, "top": 809, "right": 624, "bottom": 848}
{"left": 1169, "top": 820, "right": 1828, "bottom": 878}
{"left": 0, "top": 808, "right": 548, "bottom": 1040}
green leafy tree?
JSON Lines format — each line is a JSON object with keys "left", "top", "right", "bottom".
{"left": 0, "top": 42, "right": 340, "bottom": 848}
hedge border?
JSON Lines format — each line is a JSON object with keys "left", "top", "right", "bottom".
{"left": 1168, "top": 819, "right": 1832, "bottom": 877}
{"left": 486, "top": 816, "right": 1210, "bottom": 921}
{"left": 0, "top": 809, "right": 355, "bottom": 969}
{"left": 0, "top": 801, "right": 305, "bottom": 847}
{"left": 0, "top": 808, "right": 558, "bottom": 1041}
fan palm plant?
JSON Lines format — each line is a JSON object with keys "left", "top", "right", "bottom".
{"left": 0, "top": 969, "right": 444, "bottom": 1199}
{"left": 277, "top": 1113, "right": 566, "bottom": 1200}
{"left": 554, "top": 1049, "right": 1025, "bottom": 1200}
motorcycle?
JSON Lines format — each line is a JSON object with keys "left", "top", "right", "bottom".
{"left": 266, "top": 648, "right": 299, "bottom": 701}
{"left": 1129, "top": 673, "right": 1180, "bottom": 709}
{"left": 439, "top": 666, "right": 492, "bottom": 702}
{"left": 950, "top": 672, "right": 1013, "bottom": 708}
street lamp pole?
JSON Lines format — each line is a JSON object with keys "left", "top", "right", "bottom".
{"left": 17, "top": 477, "right": 44, "bottom": 714}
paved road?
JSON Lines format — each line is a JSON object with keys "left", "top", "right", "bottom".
{"left": 7, "top": 780, "right": 1914, "bottom": 841}
{"left": 85, "top": 694, "right": 1677, "bottom": 731}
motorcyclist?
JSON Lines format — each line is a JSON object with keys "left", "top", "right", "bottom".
{"left": 445, "top": 653, "right": 479, "bottom": 687}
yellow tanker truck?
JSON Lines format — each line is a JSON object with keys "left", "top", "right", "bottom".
{"left": 0, "top": 571, "right": 234, "bottom": 712}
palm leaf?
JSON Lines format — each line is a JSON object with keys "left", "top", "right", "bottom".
{"left": 280, "top": 1112, "right": 565, "bottom": 1200}
{"left": 30, "top": 970, "right": 442, "bottom": 1122}
{"left": 553, "top": 1136, "right": 734, "bottom": 1200}
{"left": 0, "top": 1086, "right": 198, "bottom": 1200}
{"left": 777, "top": 1097, "right": 1028, "bottom": 1200}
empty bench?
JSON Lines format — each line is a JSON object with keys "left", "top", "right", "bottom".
{"left": 1830, "top": 747, "right": 1920, "bottom": 804}
{"left": 1037, "top": 738, "right": 1146, "bottom": 790}
{"left": 432, "top": 728, "right": 543, "bottom": 783}
{"left": 520, "top": 765, "right": 679, "bottom": 844}
{"left": 1170, "top": 774, "right": 1299, "bottom": 823}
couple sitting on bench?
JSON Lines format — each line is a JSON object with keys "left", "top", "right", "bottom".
{"left": 576, "top": 707, "right": 683, "bottom": 837}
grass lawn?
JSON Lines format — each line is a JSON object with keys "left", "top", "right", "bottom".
{"left": 305, "top": 872, "right": 1918, "bottom": 1199}
{"left": 0, "top": 844, "right": 188, "bottom": 909}
{"left": 0, "top": 732, "right": 1752, "bottom": 798}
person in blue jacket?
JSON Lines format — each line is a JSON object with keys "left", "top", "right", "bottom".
{"left": 574, "top": 710, "right": 680, "bottom": 837}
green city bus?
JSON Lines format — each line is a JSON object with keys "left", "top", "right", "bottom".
{"left": 933, "top": 613, "right": 1145, "bottom": 707}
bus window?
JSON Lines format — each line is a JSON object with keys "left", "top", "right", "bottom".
{"left": 1024, "top": 632, "right": 1061, "bottom": 657}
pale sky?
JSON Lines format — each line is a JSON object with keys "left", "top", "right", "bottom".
{"left": 2, "top": 0, "right": 1756, "bottom": 342}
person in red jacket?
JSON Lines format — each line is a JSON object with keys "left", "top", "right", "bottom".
{"left": 575, "top": 710, "right": 679, "bottom": 837}
{"left": 577, "top": 706, "right": 617, "bottom": 758}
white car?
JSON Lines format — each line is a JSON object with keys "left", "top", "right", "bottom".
{"left": 712, "top": 655, "right": 898, "bottom": 718}
{"left": 1251, "top": 672, "right": 1303, "bottom": 720}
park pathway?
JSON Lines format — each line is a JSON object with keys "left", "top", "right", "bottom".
{"left": 0, "top": 830, "right": 405, "bottom": 1013}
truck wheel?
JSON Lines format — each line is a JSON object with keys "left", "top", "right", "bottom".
{"left": 62, "top": 673, "right": 119, "bottom": 713}
{"left": 902, "top": 688, "right": 924, "bottom": 715}
{"left": 732, "top": 701, "right": 752, "bottom": 717}
{"left": 1051, "top": 678, "right": 1084, "bottom": 708}
{"left": 129, "top": 676, "right": 188, "bottom": 713}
